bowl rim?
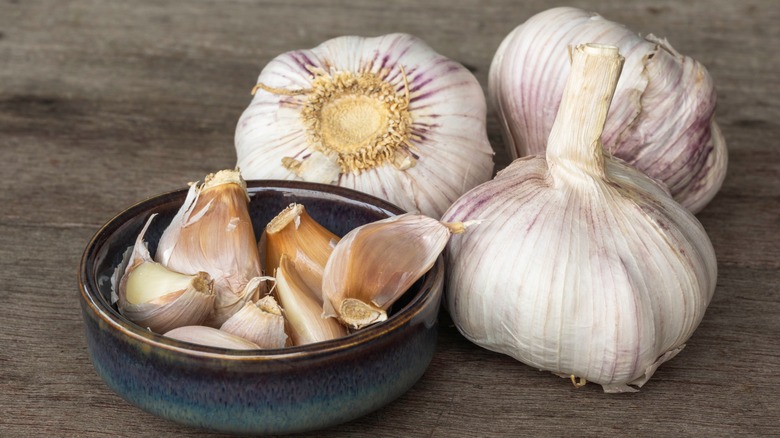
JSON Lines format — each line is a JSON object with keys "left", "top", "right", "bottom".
{"left": 79, "top": 180, "right": 443, "bottom": 361}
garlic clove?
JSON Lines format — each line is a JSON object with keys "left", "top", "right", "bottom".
{"left": 263, "top": 203, "right": 339, "bottom": 294}
{"left": 488, "top": 7, "right": 727, "bottom": 213}
{"left": 125, "top": 261, "right": 198, "bottom": 305}
{"left": 154, "top": 169, "right": 264, "bottom": 327}
{"left": 220, "top": 296, "right": 288, "bottom": 349}
{"left": 321, "top": 214, "right": 460, "bottom": 329}
{"left": 117, "top": 214, "right": 215, "bottom": 333}
{"left": 445, "top": 44, "right": 717, "bottom": 392}
{"left": 235, "top": 33, "right": 494, "bottom": 218}
{"left": 164, "top": 326, "right": 260, "bottom": 350}
{"left": 275, "top": 255, "right": 348, "bottom": 346}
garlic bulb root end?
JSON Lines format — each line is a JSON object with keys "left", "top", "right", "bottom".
{"left": 339, "top": 298, "right": 388, "bottom": 330}
{"left": 570, "top": 375, "right": 588, "bottom": 389}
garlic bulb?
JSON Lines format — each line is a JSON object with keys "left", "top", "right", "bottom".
{"left": 164, "top": 326, "right": 260, "bottom": 350}
{"left": 489, "top": 7, "right": 727, "bottom": 213}
{"left": 156, "top": 169, "right": 264, "bottom": 327}
{"left": 220, "top": 296, "right": 288, "bottom": 349}
{"left": 322, "top": 214, "right": 461, "bottom": 329}
{"left": 117, "top": 215, "right": 215, "bottom": 333}
{"left": 275, "top": 255, "right": 348, "bottom": 346}
{"left": 235, "top": 33, "right": 494, "bottom": 218}
{"left": 444, "top": 44, "right": 717, "bottom": 392}
{"left": 262, "top": 203, "right": 339, "bottom": 294}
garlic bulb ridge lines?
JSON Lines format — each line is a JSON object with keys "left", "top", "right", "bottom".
{"left": 446, "top": 44, "right": 717, "bottom": 391}
{"left": 489, "top": 7, "right": 727, "bottom": 212}
{"left": 236, "top": 33, "right": 493, "bottom": 217}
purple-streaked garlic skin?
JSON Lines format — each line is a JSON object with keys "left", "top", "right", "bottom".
{"left": 489, "top": 7, "right": 727, "bottom": 213}
{"left": 445, "top": 44, "right": 717, "bottom": 392}
{"left": 236, "top": 33, "right": 494, "bottom": 218}
{"left": 444, "top": 155, "right": 717, "bottom": 392}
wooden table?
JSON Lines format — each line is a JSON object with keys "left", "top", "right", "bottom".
{"left": 2, "top": 1, "right": 778, "bottom": 436}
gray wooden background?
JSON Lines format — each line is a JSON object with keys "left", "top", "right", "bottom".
{"left": 1, "top": 0, "right": 778, "bottom": 436}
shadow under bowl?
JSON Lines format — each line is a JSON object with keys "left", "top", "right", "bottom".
{"left": 79, "top": 180, "right": 443, "bottom": 435}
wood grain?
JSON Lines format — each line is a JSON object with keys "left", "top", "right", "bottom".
{"left": 1, "top": 0, "right": 778, "bottom": 436}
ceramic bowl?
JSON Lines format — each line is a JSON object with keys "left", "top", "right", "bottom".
{"left": 79, "top": 181, "right": 443, "bottom": 435}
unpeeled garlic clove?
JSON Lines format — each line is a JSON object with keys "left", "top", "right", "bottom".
{"left": 321, "top": 214, "right": 461, "bottom": 329}
{"left": 275, "top": 255, "right": 348, "bottom": 346}
{"left": 220, "top": 295, "right": 288, "bottom": 349}
{"left": 118, "top": 214, "right": 215, "bottom": 333}
{"left": 262, "top": 203, "right": 339, "bottom": 294}
{"left": 164, "top": 326, "right": 260, "bottom": 350}
{"left": 155, "top": 169, "right": 265, "bottom": 327}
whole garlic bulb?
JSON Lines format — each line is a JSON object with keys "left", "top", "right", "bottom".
{"left": 235, "top": 33, "right": 494, "bottom": 218}
{"left": 444, "top": 44, "right": 717, "bottom": 392}
{"left": 489, "top": 7, "right": 727, "bottom": 213}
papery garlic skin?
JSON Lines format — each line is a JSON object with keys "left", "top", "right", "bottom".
{"left": 155, "top": 170, "right": 264, "bottom": 327}
{"left": 164, "top": 326, "right": 260, "bottom": 350}
{"left": 118, "top": 214, "right": 215, "bottom": 334}
{"left": 322, "top": 214, "right": 457, "bottom": 329}
{"left": 263, "top": 203, "right": 339, "bottom": 295}
{"left": 275, "top": 256, "right": 348, "bottom": 346}
{"left": 445, "top": 44, "right": 717, "bottom": 392}
{"left": 220, "top": 296, "right": 288, "bottom": 349}
{"left": 235, "top": 33, "right": 494, "bottom": 218}
{"left": 489, "top": 7, "right": 727, "bottom": 213}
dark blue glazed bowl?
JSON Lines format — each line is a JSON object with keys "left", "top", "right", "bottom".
{"left": 79, "top": 181, "right": 443, "bottom": 435}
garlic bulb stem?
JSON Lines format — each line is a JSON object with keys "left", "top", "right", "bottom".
{"left": 546, "top": 44, "right": 624, "bottom": 180}
{"left": 488, "top": 7, "right": 727, "bottom": 212}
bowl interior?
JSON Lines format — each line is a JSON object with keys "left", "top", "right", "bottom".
{"left": 82, "top": 180, "right": 430, "bottom": 354}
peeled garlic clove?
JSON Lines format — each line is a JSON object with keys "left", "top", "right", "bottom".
{"left": 117, "top": 214, "right": 215, "bottom": 333}
{"left": 275, "top": 255, "right": 348, "bottom": 346}
{"left": 164, "top": 326, "right": 260, "bottom": 350}
{"left": 322, "top": 214, "right": 458, "bottom": 329}
{"left": 489, "top": 7, "right": 727, "bottom": 213}
{"left": 263, "top": 203, "right": 339, "bottom": 294}
{"left": 235, "top": 33, "right": 494, "bottom": 218}
{"left": 445, "top": 44, "right": 717, "bottom": 392}
{"left": 155, "top": 169, "right": 264, "bottom": 327}
{"left": 219, "top": 296, "right": 287, "bottom": 349}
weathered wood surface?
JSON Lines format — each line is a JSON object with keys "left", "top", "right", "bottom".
{"left": 1, "top": 0, "right": 778, "bottom": 436}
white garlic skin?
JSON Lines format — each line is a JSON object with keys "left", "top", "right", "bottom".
{"left": 155, "top": 170, "right": 263, "bottom": 327}
{"left": 443, "top": 156, "right": 717, "bottom": 392}
{"left": 117, "top": 214, "right": 215, "bottom": 334}
{"left": 489, "top": 7, "right": 727, "bottom": 213}
{"left": 235, "top": 33, "right": 494, "bottom": 218}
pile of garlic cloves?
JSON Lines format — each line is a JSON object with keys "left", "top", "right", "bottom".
{"left": 113, "top": 170, "right": 458, "bottom": 349}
